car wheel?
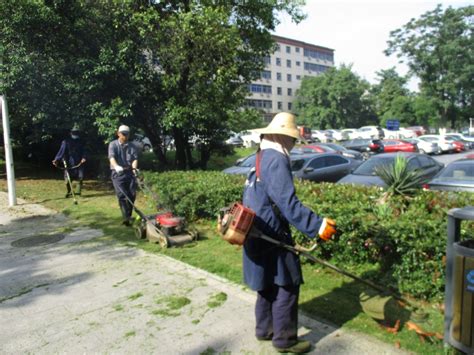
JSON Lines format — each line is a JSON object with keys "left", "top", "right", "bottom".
{"left": 143, "top": 144, "right": 152, "bottom": 153}
{"left": 419, "top": 149, "right": 426, "bottom": 154}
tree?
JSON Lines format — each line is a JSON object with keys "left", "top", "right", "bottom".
{"left": 385, "top": 5, "right": 474, "bottom": 129}
{"left": 1, "top": 0, "right": 305, "bottom": 169}
{"left": 294, "top": 64, "right": 376, "bottom": 129}
{"left": 369, "top": 68, "right": 415, "bottom": 127}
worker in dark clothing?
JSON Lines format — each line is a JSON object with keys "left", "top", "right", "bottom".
{"left": 53, "top": 125, "right": 87, "bottom": 197}
{"left": 242, "top": 112, "right": 336, "bottom": 354}
{"left": 108, "top": 125, "right": 139, "bottom": 226}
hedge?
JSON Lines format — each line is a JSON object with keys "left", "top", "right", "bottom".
{"left": 144, "top": 170, "right": 474, "bottom": 300}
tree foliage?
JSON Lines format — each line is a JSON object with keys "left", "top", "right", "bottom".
{"left": 385, "top": 5, "right": 474, "bottom": 129}
{"left": 294, "top": 64, "right": 376, "bottom": 129}
{"left": 1, "top": 0, "right": 305, "bottom": 168}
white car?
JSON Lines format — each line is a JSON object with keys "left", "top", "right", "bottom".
{"left": 356, "top": 126, "right": 385, "bottom": 139}
{"left": 418, "top": 135, "right": 454, "bottom": 153}
{"left": 405, "top": 138, "right": 440, "bottom": 155}
{"left": 325, "top": 129, "right": 344, "bottom": 141}
{"left": 132, "top": 134, "right": 153, "bottom": 153}
{"left": 341, "top": 129, "right": 358, "bottom": 140}
{"left": 382, "top": 128, "right": 417, "bottom": 140}
{"left": 240, "top": 130, "right": 261, "bottom": 148}
{"left": 311, "top": 129, "right": 332, "bottom": 142}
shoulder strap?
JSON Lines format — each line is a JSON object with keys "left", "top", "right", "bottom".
{"left": 256, "top": 150, "right": 262, "bottom": 181}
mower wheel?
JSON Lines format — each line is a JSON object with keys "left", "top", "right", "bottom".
{"left": 159, "top": 235, "right": 169, "bottom": 248}
{"left": 188, "top": 227, "right": 199, "bottom": 241}
{"left": 134, "top": 223, "right": 147, "bottom": 239}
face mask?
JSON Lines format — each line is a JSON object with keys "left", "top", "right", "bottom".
{"left": 71, "top": 134, "right": 79, "bottom": 139}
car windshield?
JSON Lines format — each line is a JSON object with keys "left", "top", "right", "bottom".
{"left": 236, "top": 154, "right": 256, "bottom": 167}
{"left": 291, "top": 158, "right": 307, "bottom": 171}
{"left": 352, "top": 157, "right": 396, "bottom": 175}
{"left": 320, "top": 143, "right": 341, "bottom": 151}
{"left": 436, "top": 163, "right": 474, "bottom": 181}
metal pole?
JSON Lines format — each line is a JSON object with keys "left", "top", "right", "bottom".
{"left": 1, "top": 92, "right": 17, "bottom": 206}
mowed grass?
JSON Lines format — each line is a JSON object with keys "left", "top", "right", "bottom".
{"left": 0, "top": 155, "right": 448, "bottom": 354}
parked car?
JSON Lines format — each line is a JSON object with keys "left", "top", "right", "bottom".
{"left": 337, "top": 152, "right": 444, "bottom": 188}
{"left": 340, "top": 128, "right": 358, "bottom": 140}
{"left": 443, "top": 136, "right": 465, "bottom": 152}
{"left": 444, "top": 133, "right": 474, "bottom": 149}
{"left": 356, "top": 126, "right": 385, "bottom": 139}
{"left": 383, "top": 128, "right": 418, "bottom": 139}
{"left": 240, "top": 130, "right": 261, "bottom": 148}
{"left": 223, "top": 152, "right": 361, "bottom": 182}
{"left": 132, "top": 134, "right": 153, "bottom": 153}
{"left": 222, "top": 154, "right": 256, "bottom": 175}
{"left": 404, "top": 138, "right": 440, "bottom": 155}
{"left": 341, "top": 138, "right": 384, "bottom": 155}
{"left": 300, "top": 144, "right": 334, "bottom": 154}
{"left": 382, "top": 139, "right": 418, "bottom": 153}
{"left": 291, "top": 153, "right": 362, "bottom": 182}
{"left": 418, "top": 135, "right": 455, "bottom": 153}
{"left": 424, "top": 159, "right": 474, "bottom": 192}
{"left": 317, "top": 143, "right": 364, "bottom": 160}
{"left": 324, "top": 129, "right": 344, "bottom": 141}
{"left": 311, "top": 129, "right": 332, "bottom": 142}
{"left": 225, "top": 132, "right": 243, "bottom": 146}
{"left": 406, "top": 126, "right": 426, "bottom": 136}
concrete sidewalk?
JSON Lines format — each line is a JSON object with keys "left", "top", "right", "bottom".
{"left": 0, "top": 193, "right": 408, "bottom": 354}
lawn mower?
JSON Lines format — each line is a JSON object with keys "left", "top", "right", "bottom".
{"left": 116, "top": 172, "right": 198, "bottom": 248}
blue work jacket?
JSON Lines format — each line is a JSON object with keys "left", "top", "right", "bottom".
{"left": 54, "top": 137, "right": 86, "bottom": 168}
{"left": 242, "top": 148, "right": 324, "bottom": 291}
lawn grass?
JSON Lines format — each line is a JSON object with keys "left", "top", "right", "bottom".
{"left": 0, "top": 150, "right": 449, "bottom": 354}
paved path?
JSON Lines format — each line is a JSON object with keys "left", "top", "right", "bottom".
{"left": 0, "top": 193, "right": 408, "bottom": 354}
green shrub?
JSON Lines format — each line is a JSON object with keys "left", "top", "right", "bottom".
{"left": 143, "top": 171, "right": 245, "bottom": 220}
{"left": 144, "top": 170, "right": 474, "bottom": 300}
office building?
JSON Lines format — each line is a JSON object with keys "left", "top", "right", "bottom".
{"left": 246, "top": 35, "right": 335, "bottom": 121}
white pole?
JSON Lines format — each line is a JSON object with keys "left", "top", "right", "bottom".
{"left": 1, "top": 93, "right": 17, "bottom": 206}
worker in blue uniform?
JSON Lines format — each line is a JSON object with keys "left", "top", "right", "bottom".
{"left": 242, "top": 112, "right": 336, "bottom": 353}
{"left": 52, "top": 125, "right": 87, "bottom": 197}
{"left": 108, "top": 125, "right": 139, "bottom": 226}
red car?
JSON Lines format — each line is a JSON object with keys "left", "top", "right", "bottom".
{"left": 382, "top": 139, "right": 418, "bottom": 153}
{"left": 444, "top": 137, "right": 465, "bottom": 152}
{"left": 301, "top": 144, "right": 333, "bottom": 153}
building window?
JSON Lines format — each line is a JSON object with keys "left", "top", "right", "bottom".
{"left": 304, "top": 62, "right": 329, "bottom": 73}
{"left": 295, "top": 47, "right": 300, "bottom": 53}
{"left": 276, "top": 57, "right": 281, "bottom": 66}
{"left": 263, "top": 56, "right": 271, "bottom": 65}
{"left": 296, "top": 61, "right": 300, "bottom": 67}
{"left": 286, "top": 46, "right": 291, "bottom": 54}
{"left": 261, "top": 70, "right": 271, "bottom": 79}
{"left": 288, "top": 102, "right": 292, "bottom": 110}
{"left": 278, "top": 102, "right": 282, "bottom": 110}
{"left": 303, "top": 48, "right": 334, "bottom": 62}
{"left": 277, "top": 87, "right": 282, "bottom": 95}
{"left": 286, "top": 59, "right": 291, "bottom": 68}
{"left": 248, "top": 84, "right": 272, "bottom": 94}
{"left": 246, "top": 99, "right": 273, "bottom": 109}
{"left": 287, "top": 74, "right": 292, "bottom": 82}
{"left": 296, "top": 75, "right": 301, "bottom": 80}
{"left": 276, "top": 44, "right": 281, "bottom": 52}
{"left": 277, "top": 72, "right": 282, "bottom": 81}
{"left": 287, "top": 88, "right": 292, "bottom": 96}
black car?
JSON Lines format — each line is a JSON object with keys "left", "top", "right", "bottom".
{"left": 424, "top": 159, "right": 474, "bottom": 192}
{"left": 337, "top": 152, "right": 444, "bottom": 187}
{"left": 291, "top": 153, "right": 362, "bottom": 183}
{"left": 341, "top": 139, "right": 384, "bottom": 155}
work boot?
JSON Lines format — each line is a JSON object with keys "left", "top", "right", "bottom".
{"left": 274, "top": 340, "right": 311, "bottom": 354}
{"left": 256, "top": 334, "right": 273, "bottom": 341}
{"left": 65, "top": 183, "right": 72, "bottom": 198}
{"left": 76, "top": 181, "right": 83, "bottom": 196}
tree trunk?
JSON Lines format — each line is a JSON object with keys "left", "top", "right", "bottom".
{"left": 173, "top": 127, "right": 186, "bottom": 169}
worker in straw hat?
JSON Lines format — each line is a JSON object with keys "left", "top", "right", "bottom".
{"left": 242, "top": 112, "right": 337, "bottom": 353}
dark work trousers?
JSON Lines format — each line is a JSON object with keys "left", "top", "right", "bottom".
{"left": 64, "top": 166, "right": 84, "bottom": 194}
{"left": 111, "top": 171, "right": 137, "bottom": 221}
{"left": 255, "top": 284, "right": 300, "bottom": 348}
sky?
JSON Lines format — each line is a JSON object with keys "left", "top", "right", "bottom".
{"left": 273, "top": 0, "right": 471, "bottom": 90}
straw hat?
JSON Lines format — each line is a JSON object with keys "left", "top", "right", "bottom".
{"left": 253, "top": 112, "right": 301, "bottom": 140}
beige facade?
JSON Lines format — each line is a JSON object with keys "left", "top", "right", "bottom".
{"left": 246, "top": 35, "right": 334, "bottom": 121}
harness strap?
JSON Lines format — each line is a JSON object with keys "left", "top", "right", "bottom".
{"left": 255, "top": 150, "right": 262, "bottom": 181}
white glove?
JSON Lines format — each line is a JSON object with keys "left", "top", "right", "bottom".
{"left": 133, "top": 168, "right": 140, "bottom": 176}
{"left": 114, "top": 165, "right": 124, "bottom": 174}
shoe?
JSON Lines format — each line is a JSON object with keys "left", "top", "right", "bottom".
{"left": 65, "top": 193, "right": 72, "bottom": 198}
{"left": 256, "top": 334, "right": 273, "bottom": 341}
{"left": 122, "top": 219, "right": 132, "bottom": 227}
{"left": 75, "top": 191, "right": 81, "bottom": 196}
{"left": 274, "top": 340, "right": 311, "bottom": 354}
